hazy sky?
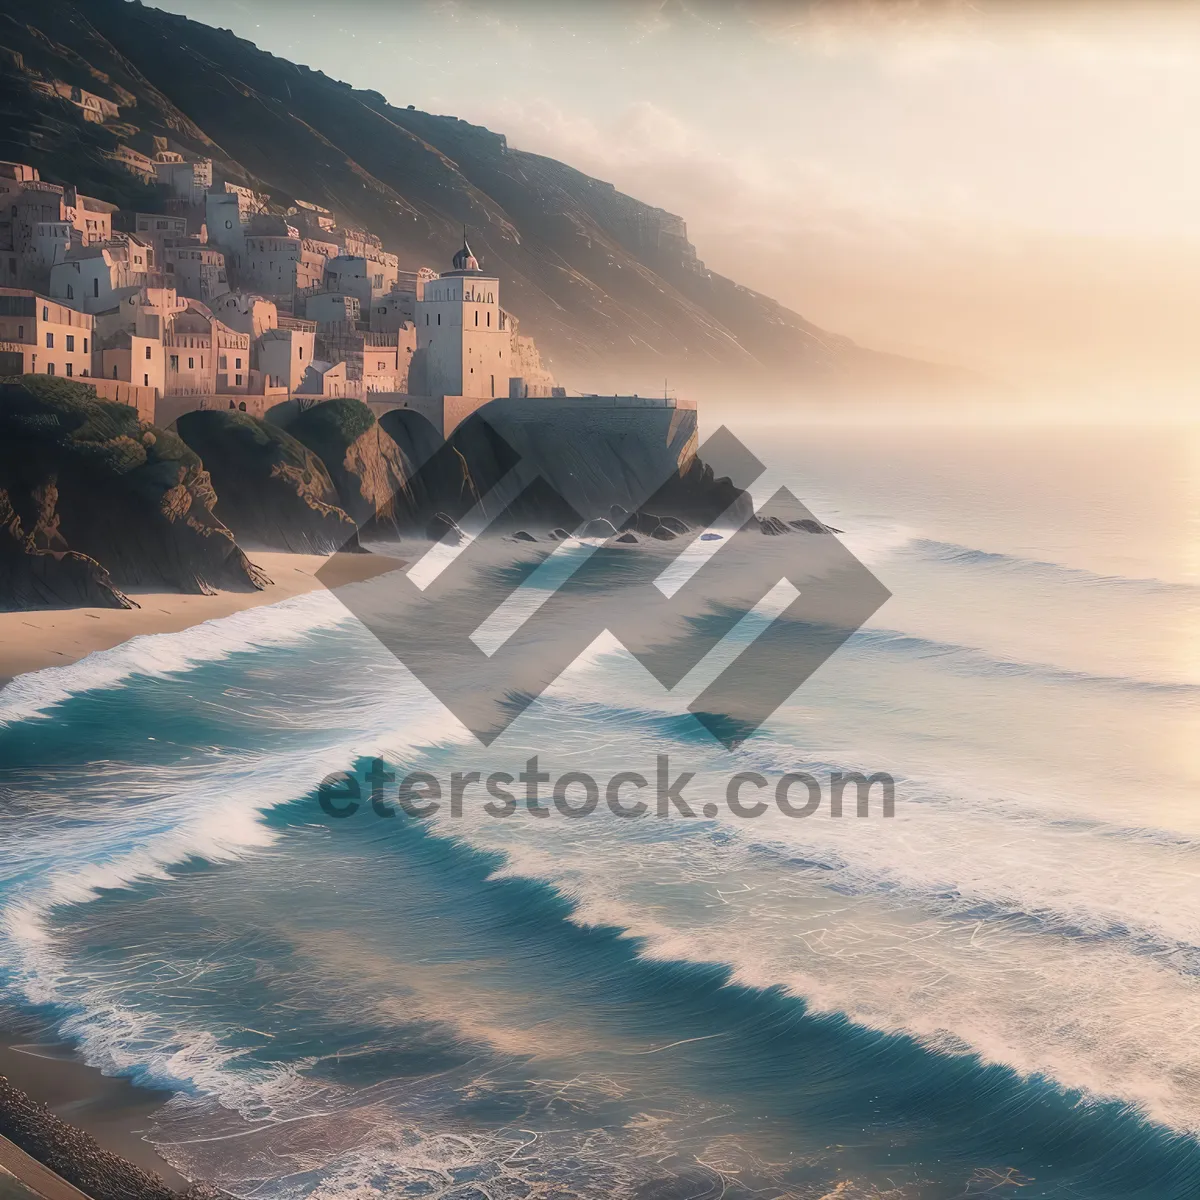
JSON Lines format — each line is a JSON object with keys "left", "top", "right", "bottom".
{"left": 154, "top": 1, "right": 1200, "bottom": 392}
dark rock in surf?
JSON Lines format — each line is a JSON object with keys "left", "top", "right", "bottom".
{"left": 426, "top": 511, "right": 466, "bottom": 543}
{"left": 580, "top": 517, "right": 618, "bottom": 539}
{"left": 758, "top": 516, "right": 790, "bottom": 535}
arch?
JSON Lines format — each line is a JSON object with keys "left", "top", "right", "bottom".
{"left": 378, "top": 405, "right": 444, "bottom": 463}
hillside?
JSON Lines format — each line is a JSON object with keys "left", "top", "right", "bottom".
{"left": 0, "top": 0, "right": 965, "bottom": 396}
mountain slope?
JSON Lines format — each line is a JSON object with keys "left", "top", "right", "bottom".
{"left": 0, "top": 0, "right": 965, "bottom": 395}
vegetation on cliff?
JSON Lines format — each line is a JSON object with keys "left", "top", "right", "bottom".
{"left": 175, "top": 410, "right": 358, "bottom": 554}
{"left": 0, "top": 377, "right": 268, "bottom": 604}
{"left": 287, "top": 399, "right": 417, "bottom": 531}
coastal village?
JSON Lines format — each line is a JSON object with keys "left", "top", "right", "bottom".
{"left": 0, "top": 143, "right": 573, "bottom": 439}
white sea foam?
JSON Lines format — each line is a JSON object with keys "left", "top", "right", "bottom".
{"left": 0, "top": 590, "right": 353, "bottom": 728}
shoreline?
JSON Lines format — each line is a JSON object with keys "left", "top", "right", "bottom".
{"left": 0, "top": 1024, "right": 185, "bottom": 1192}
{"left": 0, "top": 548, "right": 407, "bottom": 1196}
{"left": 0, "top": 549, "right": 405, "bottom": 686}
{"left": 0, "top": 1007, "right": 208, "bottom": 1200}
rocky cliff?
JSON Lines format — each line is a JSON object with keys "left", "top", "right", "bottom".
{"left": 174, "top": 409, "right": 358, "bottom": 554}
{"left": 0, "top": 377, "right": 268, "bottom": 604}
{"left": 283, "top": 400, "right": 418, "bottom": 534}
{"left": 0, "top": 384, "right": 756, "bottom": 610}
{"left": 0, "top": 485, "right": 133, "bottom": 609}
{"left": 0, "top": 0, "right": 964, "bottom": 395}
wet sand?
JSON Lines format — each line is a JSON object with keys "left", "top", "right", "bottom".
{"left": 0, "top": 549, "right": 405, "bottom": 686}
{"left": 0, "top": 1009, "right": 186, "bottom": 1191}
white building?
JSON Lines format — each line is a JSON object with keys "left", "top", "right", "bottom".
{"left": 154, "top": 152, "right": 213, "bottom": 205}
{"left": 323, "top": 254, "right": 398, "bottom": 308}
{"left": 163, "top": 243, "right": 228, "bottom": 301}
{"left": 255, "top": 320, "right": 316, "bottom": 392}
{"left": 416, "top": 238, "right": 509, "bottom": 401}
{"left": 210, "top": 291, "right": 278, "bottom": 339}
{"left": 204, "top": 191, "right": 247, "bottom": 270}
{"left": 49, "top": 238, "right": 153, "bottom": 314}
{"left": 0, "top": 289, "right": 94, "bottom": 379}
{"left": 243, "top": 235, "right": 334, "bottom": 302}
{"left": 305, "top": 291, "right": 360, "bottom": 329}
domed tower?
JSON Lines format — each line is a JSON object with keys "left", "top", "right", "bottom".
{"left": 415, "top": 228, "right": 508, "bottom": 403}
{"left": 451, "top": 235, "right": 480, "bottom": 274}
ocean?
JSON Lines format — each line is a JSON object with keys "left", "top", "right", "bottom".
{"left": 1, "top": 418, "right": 1198, "bottom": 1199}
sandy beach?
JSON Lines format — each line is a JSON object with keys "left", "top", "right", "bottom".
{"left": 0, "top": 549, "right": 405, "bottom": 686}
{"left": 0, "top": 1032, "right": 184, "bottom": 1190}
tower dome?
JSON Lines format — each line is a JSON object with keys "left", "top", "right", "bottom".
{"left": 452, "top": 235, "right": 480, "bottom": 273}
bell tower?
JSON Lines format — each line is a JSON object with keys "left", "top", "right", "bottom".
{"left": 415, "top": 233, "right": 509, "bottom": 400}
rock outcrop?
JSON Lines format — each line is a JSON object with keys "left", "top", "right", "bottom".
{"left": 0, "top": 377, "right": 268, "bottom": 599}
{"left": 286, "top": 400, "right": 417, "bottom": 533}
{"left": 0, "top": 487, "right": 134, "bottom": 609}
{"left": 175, "top": 410, "right": 358, "bottom": 553}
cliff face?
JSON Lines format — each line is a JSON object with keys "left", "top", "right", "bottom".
{"left": 0, "top": 485, "right": 133, "bottom": 609}
{"left": 284, "top": 400, "right": 417, "bottom": 534}
{"left": 0, "top": 0, "right": 960, "bottom": 394}
{"left": 0, "top": 377, "right": 268, "bottom": 602}
{"left": 174, "top": 410, "right": 358, "bottom": 554}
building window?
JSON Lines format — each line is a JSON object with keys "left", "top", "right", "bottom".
{"left": 46, "top": 362, "right": 54, "bottom": 375}
{"left": 42, "top": 306, "right": 48, "bottom": 320}
{"left": 66, "top": 284, "right": 73, "bottom": 300}
{"left": 66, "top": 362, "right": 73, "bottom": 377}
{"left": 474, "top": 310, "right": 478, "bottom": 327}
{"left": 298, "top": 346, "right": 303, "bottom": 359}
{"left": 425, "top": 314, "right": 429, "bottom": 326}
{"left": 219, "top": 355, "right": 227, "bottom": 370}
{"left": 83, "top": 338, "right": 87, "bottom": 353}
{"left": 143, "top": 373, "right": 149, "bottom": 386}
{"left": 113, "top": 365, "right": 118, "bottom": 378}
{"left": 170, "top": 355, "right": 179, "bottom": 370}
{"left": 235, "top": 373, "right": 242, "bottom": 386}
{"left": 145, "top": 345, "right": 152, "bottom": 360}
{"left": 437, "top": 313, "right": 441, "bottom": 326}
{"left": 188, "top": 357, "right": 194, "bottom": 370}
{"left": 45, "top": 332, "right": 53, "bottom": 348}
{"left": 66, "top": 335, "right": 74, "bottom": 352}
{"left": 17, "top": 325, "right": 22, "bottom": 339}
{"left": 235, "top": 357, "right": 242, "bottom": 369}
{"left": 93, "top": 278, "right": 99, "bottom": 297}
{"left": 487, "top": 311, "right": 491, "bottom": 327}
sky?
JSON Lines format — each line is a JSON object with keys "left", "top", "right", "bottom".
{"left": 153, "top": 0, "right": 1200, "bottom": 394}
